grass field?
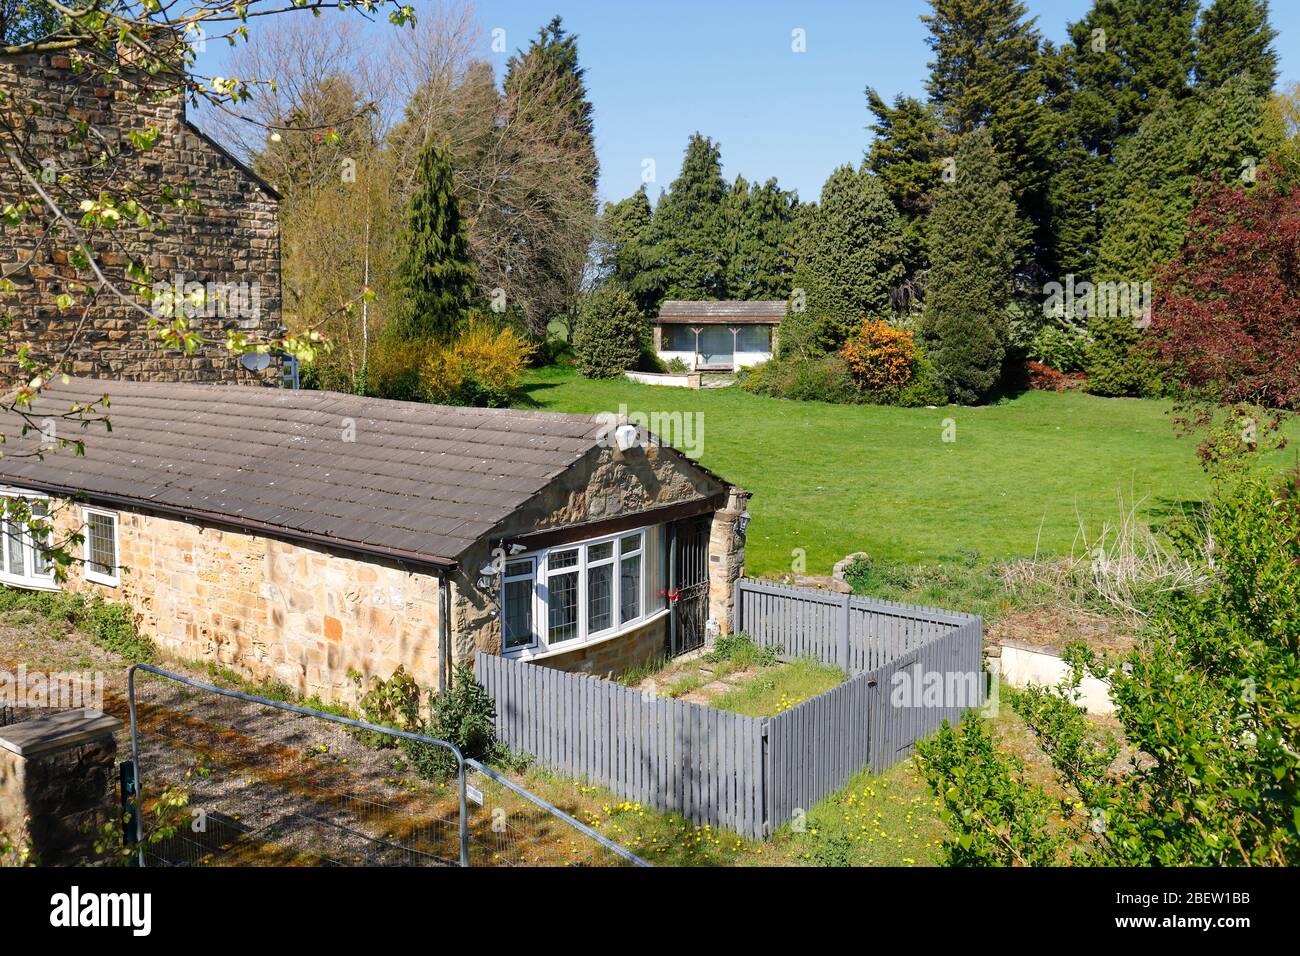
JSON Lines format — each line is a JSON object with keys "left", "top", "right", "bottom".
{"left": 519, "top": 366, "right": 1299, "bottom": 576}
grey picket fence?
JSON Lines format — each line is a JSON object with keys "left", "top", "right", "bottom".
{"left": 475, "top": 582, "right": 983, "bottom": 840}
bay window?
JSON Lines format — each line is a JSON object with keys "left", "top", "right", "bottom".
{"left": 501, "top": 525, "right": 662, "bottom": 658}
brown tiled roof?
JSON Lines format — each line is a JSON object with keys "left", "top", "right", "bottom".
{"left": 657, "top": 300, "right": 786, "bottom": 323}
{"left": 0, "top": 378, "right": 611, "bottom": 567}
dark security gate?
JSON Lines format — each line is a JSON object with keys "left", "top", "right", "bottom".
{"left": 669, "top": 515, "right": 711, "bottom": 655}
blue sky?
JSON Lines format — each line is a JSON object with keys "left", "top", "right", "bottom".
{"left": 207, "top": 1, "right": 1300, "bottom": 205}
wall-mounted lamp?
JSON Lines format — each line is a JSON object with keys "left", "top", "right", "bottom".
{"left": 734, "top": 510, "right": 751, "bottom": 536}
{"left": 477, "top": 562, "right": 501, "bottom": 592}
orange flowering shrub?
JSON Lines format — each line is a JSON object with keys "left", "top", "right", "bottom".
{"left": 839, "top": 318, "right": 915, "bottom": 393}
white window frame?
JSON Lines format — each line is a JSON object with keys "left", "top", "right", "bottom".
{"left": 82, "top": 506, "right": 121, "bottom": 587}
{"left": 503, "top": 524, "right": 656, "bottom": 660}
{"left": 0, "top": 487, "right": 58, "bottom": 591}
{"left": 501, "top": 557, "right": 538, "bottom": 653}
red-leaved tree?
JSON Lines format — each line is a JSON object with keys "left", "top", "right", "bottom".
{"left": 1152, "top": 164, "right": 1300, "bottom": 463}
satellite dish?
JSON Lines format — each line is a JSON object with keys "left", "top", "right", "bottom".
{"left": 239, "top": 351, "right": 272, "bottom": 371}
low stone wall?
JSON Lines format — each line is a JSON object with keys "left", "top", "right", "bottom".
{"left": 528, "top": 613, "right": 669, "bottom": 679}
{"left": 624, "top": 371, "right": 702, "bottom": 388}
{"left": 985, "top": 640, "right": 1115, "bottom": 715}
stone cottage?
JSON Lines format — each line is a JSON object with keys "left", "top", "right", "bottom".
{"left": 0, "top": 49, "right": 283, "bottom": 384}
{"left": 0, "top": 378, "right": 748, "bottom": 705}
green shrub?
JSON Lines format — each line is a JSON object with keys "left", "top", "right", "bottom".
{"left": 403, "top": 664, "right": 503, "bottom": 781}
{"left": 895, "top": 347, "right": 949, "bottom": 407}
{"left": 1028, "top": 325, "right": 1091, "bottom": 373}
{"left": 665, "top": 356, "right": 689, "bottom": 374}
{"left": 353, "top": 666, "right": 423, "bottom": 749}
{"left": 740, "top": 355, "right": 859, "bottom": 404}
{"left": 1085, "top": 313, "right": 1163, "bottom": 397}
{"left": 0, "top": 588, "right": 154, "bottom": 663}
{"left": 574, "top": 287, "right": 646, "bottom": 378}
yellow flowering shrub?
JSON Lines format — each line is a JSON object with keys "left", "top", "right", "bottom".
{"left": 839, "top": 318, "right": 915, "bottom": 394}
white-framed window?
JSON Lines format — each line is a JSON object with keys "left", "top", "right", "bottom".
{"left": 0, "top": 488, "right": 57, "bottom": 590}
{"left": 502, "top": 558, "right": 537, "bottom": 652}
{"left": 82, "top": 507, "right": 120, "bottom": 587}
{"left": 503, "top": 525, "right": 658, "bottom": 658}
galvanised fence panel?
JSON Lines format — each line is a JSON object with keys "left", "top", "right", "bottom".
{"left": 479, "top": 582, "right": 984, "bottom": 840}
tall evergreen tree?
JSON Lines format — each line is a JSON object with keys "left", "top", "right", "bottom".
{"left": 597, "top": 185, "right": 665, "bottom": 316}
{"left": 653, "top": 133, "right": 729, "bottom": 299}
{"left": 920, "top": 129, "right": 1020, "bottom": 403}
{"left": 921, "top": 0, "right": 1050, "bottom": 257}
{"left": 1064, "top": 0, "right": 1198, "bottom": 156}
{"left": 392, "top": 141, "right": 479, "bottom": 341}
{"left": 1194, "top": 0, "right": 1278, "bottom": 98}
{"left": 784, "top": 164, "right": 906, "bottom": 353}
{"left": 503, "top": 15, "right": 598, "bottom": 190}
{"left": 722, "top": 176, "right": 798, "bottom": 300}
{"left": 865, "top": 88, "right": 945, "bottom": 295}
{"left": 1187, "top": 72, "right": 1281, "bottom": 182}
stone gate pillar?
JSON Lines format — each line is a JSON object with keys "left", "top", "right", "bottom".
{"left": 0, "top": 709, "right": 122, "bottom": 865}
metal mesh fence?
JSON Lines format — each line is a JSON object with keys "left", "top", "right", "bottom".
{"left": 127, "top": 665, "right": 647, "bottom": 867}
{"left": 130, "top": 667, "right": 466, "bottom": 867}
{"left": 464, "top": 762, "right": 647, "bottom": 867}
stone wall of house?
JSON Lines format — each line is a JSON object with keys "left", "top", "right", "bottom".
{"left": 0, "top": 52, "right": 282, "bottom": 384}
{"left": 450, "top": 441, "right": 739, "bottom": 672}
{"left": 53, "top": 503, "right": 441, "bottom": 706}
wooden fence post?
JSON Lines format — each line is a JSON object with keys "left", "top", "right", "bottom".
{"left": 839, "top": 592, "right": 851, "bottom": 673}
{"left": 733, "top": 578, "right": 744, "bottom": 634}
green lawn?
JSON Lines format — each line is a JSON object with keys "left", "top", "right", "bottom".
{"left": 519, "top": 366, "right": 1298, "bottom": 576}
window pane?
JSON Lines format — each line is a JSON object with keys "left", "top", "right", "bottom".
{"left": 620, "top": 554, "right": 642, "bottom": 623}
{"left": 548, "top": 570, "right": 578, "bottom": 642}
{"left": 737, "top": 325, "right": 772, "bottom": 352}
{"left": 6, "top": 521, "right": 24, "bottom": 576}
{"left": 505, "top": 560, "right": 532, "bottom": 578}
{"left": 587, "top": 562, "right": 613, "bottom": 633}
{"left": 87, "top": 512, "right": 116, "bottom": 577}
{"left": 503, "top": 578, "right": 533, "bottom": 650}
{"left": 620, "top": 532, "right": 642, "bottom": 556}
{"left": 30, "top": 502, "right": 50, "bottom": 575}
{"left": 549, "top": 548, "right": 578, "bottom": 571}
{"left": 588, "top": 541, "right": 613, "bottom": 562}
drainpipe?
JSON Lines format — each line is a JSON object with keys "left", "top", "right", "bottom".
{"left": 438, "top": 571, "right": 450, "bottom": 692}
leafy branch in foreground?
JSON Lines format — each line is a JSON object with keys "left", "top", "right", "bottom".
{"left": 918, "top": 471, "right": 1300, "bottom": 866}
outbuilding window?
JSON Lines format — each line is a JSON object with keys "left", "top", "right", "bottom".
{"left": 503, "top": 525, "right": 661, "bottom": 659}
{"left": 83, "top": 507, "right": 120, "bottom": 587}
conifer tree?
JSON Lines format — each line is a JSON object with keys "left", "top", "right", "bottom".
{"left": 597, "top": 185, "right": 664, "bottom": 315}
{"left": 922, "top": 0, "right": 1049, "bottom": 255}
{"left": 920, "top": 129, "right": 1020, "bottom": 403}
{"left": 865, "top": 89, "right": 945, "bottom": 292}
{"left": 652, "top": 133, "right": 729, "bottom": 299}
{"left": 787, "top": 164, "right": 906, "bottom": 352}
{"left": 723, "top": 176, "right": 798, "bottom": 300}
{"left": 392, "top": 141, "right": 479, "bottom": 341}
{"left": 1194, "top": 0, "right": 1278, "bottom": 98}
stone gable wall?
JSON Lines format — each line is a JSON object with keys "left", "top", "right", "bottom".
{"left": 49, "top": 502, "right": 441, "bottom": 705}
{"left": 0, "top": 52, "right": 282, "bottom": 383}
